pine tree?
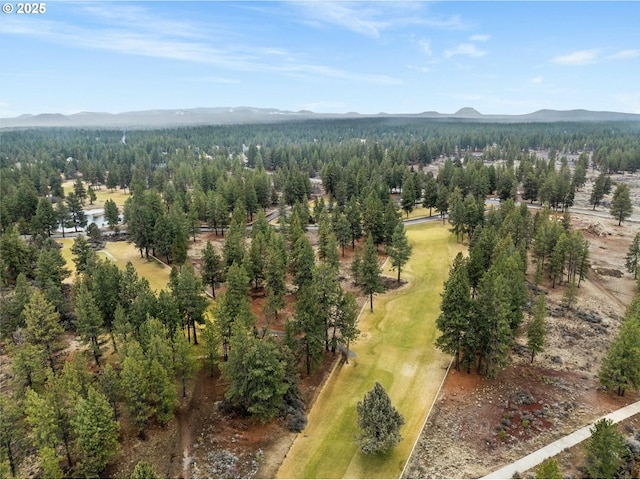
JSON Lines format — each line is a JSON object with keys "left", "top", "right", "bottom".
{"left": 173, "top": 332, "right": 197, "bottom": 398}
{"left": 610, "top": 183, "right": 633, "bottom": 225}
{"left": 293, "top": 283, "right": 325, "bottom": 375}
{"left": 201, "top": 320, "right": 219, "bottom": 377}
{"left": 201, "top": 240, "right": 224, "bottom": 298}
{"left": 290, "top": 235, "right": 315, "bottom": 291}
{"left": 599, "top": 312, "right": 640, "bottom": 396}
{"left": 361, "top": 236, "right": 384, "bottom": 312}
{"left": 222, "top": 325, "right": 288, "bottom": 421}
{"left": 355, "top": 382, "right": 405, "bottom": 454}
{"left": 169, "top": 262, "right": 208, "bottom": 345}
{"left": 71, "top": 386, "right": 120, "bottom": 477}
{"left": 626, "top": 232, "right": 640, "bottom": 279}
{"left": 120, "top": 340, "right": 154, "bottom": 438}
{"left": 71, "top": 234, "right": 96, "bottom": 274}
{"left": 23, "top": 290, "right": 63, "bottom": 372}
{"left": 264, "top": 234, "right": 287, "bottom": 322}
{"left": 527, "top": 293, "right": 546, "bottom": 363}
{"left": 435, "top": 253, "right": 471, "bottom": 371}
{"left": 351, "top": 248, "right": 362, "bottom": 286}
{"left": 104, "top": 198, "right": 120, "bottom": 233}
{"left": 336, "top": 291, "right": 359, "bottom": 363}
{"left": 583, "top": 418, "right": 628, "bottom": 478}
{"left": 387, "top": 221, "right": 412, "bottom": 283}
{"left": 535, "top": 458, "right": 562, "bottom": 479}
{"left": 74, "top": 280, "right": 104, "bottom": 367}
{"left": 132, "top": 461, "right": 158, "bottom": 479}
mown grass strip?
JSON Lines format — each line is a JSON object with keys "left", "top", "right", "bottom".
{"left": 277, "top": 222, "right": 463, "bottom": 479}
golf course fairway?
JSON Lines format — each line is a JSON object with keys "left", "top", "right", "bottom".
{"left": 276, "top": 222, "right": 463, "bottom": 479}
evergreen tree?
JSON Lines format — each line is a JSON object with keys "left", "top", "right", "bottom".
{"left": 362, "top": 191, "right": 385, "bottom": 246}
{"left": 583, "top": 418, "right": 628, "bottom": 479}
{"left": 55, "top": 200, "right": 73, "bottom": 238}
{"left": 474, "top": 267, "right": 513, "bottom": 378}
{"left": 201, "top": 240, "right": 224, "bottom": 298}
{"left": 213, "top": 262, "right": 254, "bottom": 361}
{"left": 535, "top": 458, "right": 562, "bottom": 479}
{"left": 335, "top": 291, "right": 359, "bottom": 363}
{"left": 290, "top": 235, "right": 315, "bottom": 291}
{"left": 401, "top": 171, "right": 417, "bottom": 217}
{"left": 120, "top": 340, "right": 154, "bottom": 438}
{"left": 73, "top": 280, "right": 104, "bottom": 367}
{"left": 0, "top": 393, "right": 23, "bottom": 478}
{"left": 71, "top": 234, "right": 95, "bottom": 274}
{"left": 66, "top": 192, "right": 87, "bottom": 232}
{"left": 71, "top": 386, "right": 120, "bottom": 477}
{"left": 264, "top": 234, "right": 287, "bottom": 322}
{"left": 333, "top": 212, "right": 351, "bottom": 257}
{"left": 23, "top": 290, "right": 63, "bottom": 372}
{"left": 610, "top": 183, "right": 633, "bottom": 225}
{"left": 201, "top": 320, "right": 218, "bottom": 377}
{"left": 169, "top": 263, "right": 208, "bottom": 345}
{"left": 351, "top": 248, "right": 362, "bottom": 286}
{"left": 360, "top": 236, "right": 384, "bottom": 312}
{"left": 346, "top": 196, "right": 363, "bottom": 248}
{"left": 98, "top": 363, "right": 120, "bottom": 421}
{"left": 599, "top": 311, "right": 640, "bottom": 396}
{"left": 132, "top": 461, "right": 158, "bottom": 479}
{"left": 527, "top": 293, "right": 546, "bottom": 363}
{"left": 103, "top": 198, "right": 120, "bottom": 233}
{"left": 387, "top": 221, "right": 412, "bottom": 283}
{"left": 435, "top": 253, "right": 471, "bottom": 371}
{"left": 355, "top": 382, "right": 405, "bottom": 455}
{"left": 222, "top": 325, "right": 288, "bottom": 421}
{"left": 32, "top": 198, "right": 57, "bottom": 237}
{"left": 173, "top": 332, "right": 197, "bottom": 398}
{"left": 625, "top": 232, "right": 640, "bottom": 279}
{"left": 293, "top": 282, "right": 325, "bottom": 375}
{"left": 590, "top": 173, "right": 611, "bottom": 210}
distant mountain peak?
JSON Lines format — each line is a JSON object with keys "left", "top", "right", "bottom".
{"left": 455, "top": 107, "right": 482, "bottom": 116}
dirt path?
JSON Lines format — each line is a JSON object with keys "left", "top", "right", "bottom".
{"left": 170, "top": 371, "right": 207, "bottom": 478}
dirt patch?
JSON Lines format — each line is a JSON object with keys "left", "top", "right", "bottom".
{"left": 404, "top": 208, "right": 640, "bottom": 478}
{"left": 104, "top": 349, "right": 338, "bottom": 479}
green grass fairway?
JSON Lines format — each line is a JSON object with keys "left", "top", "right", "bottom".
{"left": 62, "top": 180, "right": 130, "bottom": 209}
{"left": 277, "top": 222, "right": 462, "bottom": 479}
{"left": 102, "top": 241, "right": 171, "bottom": 292}
{"left": 58, "top": 237, "right": 171, "bottom": 292}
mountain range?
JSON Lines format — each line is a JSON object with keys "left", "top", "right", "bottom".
{"left": 1, "top": 106, "right": 639, "bottom": 129}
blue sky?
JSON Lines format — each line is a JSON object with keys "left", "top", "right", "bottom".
{"left": 1, "top": 1, "right": 639, "bottom": 117}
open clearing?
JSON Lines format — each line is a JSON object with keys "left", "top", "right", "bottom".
{"left": 276, "top": 222, "right": 463, "bottom": 479}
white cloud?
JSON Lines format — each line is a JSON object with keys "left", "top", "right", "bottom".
{"left": 531, "top": 76, "right": 544, "bottom": 84}
{"left": 290, "top": 2, "right": 390, "bottom": 37}
{"left": 551, "top": 49, "right": 600, "bottom": 65}
{"left": 289, "top": 2, "right": 468, "bottom": 36}
{"left": 609, "top": 49, "right": 640, "bottom": 60}
{"left": 0, "top": 13, "right": 401, "bottom": 86}
{"left": 470, "top": 34, "right": 490, "bottom": 42}
{"left": 419, "top": 39, "right": 432, "bottom": 56}
{"left": 405, "top": 64, "right": 430, "bottom": 73}
{"left": 444, "top": 43, "right": 487, "bottom": 58}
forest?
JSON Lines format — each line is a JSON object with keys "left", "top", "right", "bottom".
{"left": 1, "top": 117, "right": 640, "bottom": 478}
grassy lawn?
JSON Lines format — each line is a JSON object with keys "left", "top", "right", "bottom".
{"left": 58, "top": 237, "right": 171, "bottom": 293}
{"left": 276, "top": 222, "right": 463, "bottom": 479}
{"left": 101, "top": 241, "right": 172, "bottom": 293}
{"left": 62, "top": 180, "right": 130, "bottom": 209}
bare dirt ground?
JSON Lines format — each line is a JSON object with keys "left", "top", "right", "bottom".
{"left": 104, "top": 227, "right": 376, "bottom": 479}
{"left": 404, "top": 184, "right": 640, "bottom": 478}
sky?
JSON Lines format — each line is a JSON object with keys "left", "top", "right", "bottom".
{"left": 1, "top": 1, "right": 639, "bottom": 117}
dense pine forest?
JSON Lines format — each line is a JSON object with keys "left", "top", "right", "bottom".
{"left": 1, "top": 118, "right": 640, "bottom": 478}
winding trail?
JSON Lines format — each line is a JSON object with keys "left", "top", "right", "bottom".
{"left": 481, "top": 401, "right": 640, "bottom": 478}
